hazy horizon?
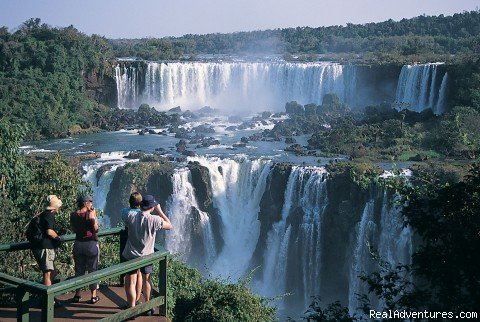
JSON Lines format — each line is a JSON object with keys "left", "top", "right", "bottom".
{"left": 0, "top": 0, "right": 478, "bottom": 39}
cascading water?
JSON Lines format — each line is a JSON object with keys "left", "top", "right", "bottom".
{"left": 348, "top": 200, "right": 377, "bottom": 314}
{"left": 82, "top": 152, "right": 138, "bottom": 226}
{"left": 115, "top": 62, "right": 358, "bottom": 111}
{"left": 115, "top": 65, "right": 138, "bottom": 108}
{"left": 93, "top": 155, "right": 412, "bottom": 317}
{"left": 187, "top": 156, "right": 272, "bottom": 279}
{"left": 435, "top": 73, "right": 448, "bottom": 114}
{"left": 165, "top": 169, "right": 217, "bottom": 267}
{"left": 395, "top": 63, "right": 448, "bottom": 114}
{"left": 260, "top": 166, "right": 328, "bottom": 312}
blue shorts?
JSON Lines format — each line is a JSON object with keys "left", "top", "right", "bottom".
{"left": 126, "top": 264, "right": 153, "bottom": 275}
{"left": 122, "top": 254, "right": 153, "bottom": 275}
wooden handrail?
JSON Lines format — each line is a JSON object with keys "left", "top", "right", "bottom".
{"left": 47, "top": 248, "right": 168, "bottom": 295}
{"left": 0, "top": 227, "right": 124, "bottom": 252}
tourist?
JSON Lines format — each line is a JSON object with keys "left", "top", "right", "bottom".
{"left": 122, "top": 194, "right": 172, "bottom": 315}
{"left": 121, "top": 192, "right": 143, "bottom": 306}
{"left": 70, "top": 194, "right": 100, "bottom": 304}
{"left": 30, "top": 195, "right": 64, "bottom": 305}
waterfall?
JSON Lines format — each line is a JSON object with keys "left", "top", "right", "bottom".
{"left": 170, "top": 156, "right": 273, "bottom": 279}
{"left": 435, "top": 73, "right": 448, "bottom": 115}
{"left": 260, "top": 166, "right": 328, "bottom": 311}
{"left": 348, "top": 200, "right": 377, "bottom": 314}
{"left": 395, "top": 63, "right": 448, "bottom": 114}
{"left": 82, "top": 152, "right": 137, "bottom": 227}
{"left": 378, "top": 194, "right": 412, "bottom": 267}
{"left": 115, "top": 65, "right": 138, "bottom": 108}
{"left": 93, "top": 155, "right": 412, "bottom": 317}
{"left": 165, "top": 169, "right": 217, "bottom": 266}
{"left": 114, "top": 62, "right": 358, "bottom": 112}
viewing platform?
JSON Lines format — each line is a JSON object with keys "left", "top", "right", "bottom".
{"left": 0, "top": 228, "right": 169, "bottom": 322}
{"left": 0, "top": 285, "right": 168, "bottom": 321}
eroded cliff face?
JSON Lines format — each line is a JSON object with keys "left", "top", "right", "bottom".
{"left": 186, "top": 161, "right": 224, "bottom": 260}
{"left": 83, "top": 68, "right": 117, "bottom": 106}
{"left": 104, "top": 160, "right": 174, "bottom": 226}
{"left": 251, "top": 163, "right": 292, "bottom": 269}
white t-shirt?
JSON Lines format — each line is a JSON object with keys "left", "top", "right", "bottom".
{"left": 122, "top": 210, "right": 164, "bottom": 260}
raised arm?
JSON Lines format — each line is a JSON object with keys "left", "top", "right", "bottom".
{"left": 154, "top": 204, "right": 172, "bottom": 230}
{"left": 89, "top": 209, "right": 99, "bottom": 232}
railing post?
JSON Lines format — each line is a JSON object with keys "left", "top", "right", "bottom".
{"left": 158, "top": 256, "right": 167, "bottom": 316}
{"left": 40, "top": 293, "right": 54, "bottom": 322}
{"left": 15, "top": 289, "right": 29, "bottom": 322}
{"left": 119, "top": 229, "right": 127, "bottom": 286}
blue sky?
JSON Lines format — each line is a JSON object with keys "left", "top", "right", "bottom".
{"left": 0, "top": 0, "right": 478, "bottom": 38}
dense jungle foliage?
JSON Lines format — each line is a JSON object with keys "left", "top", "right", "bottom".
{"left": 111, "top": 10, "right": 480, "bottom": 61}
{"left": 0, "top": 18, "right": 114, "bottom": 139}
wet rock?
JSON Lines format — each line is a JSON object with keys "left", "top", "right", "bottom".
{"left": 192, "top": 124, "right": 215, "bottom": 133}
{"left": 182, "top": 150, "right": 196, "bottom": 157}
{"left": 169, "top": 106, "right": 182, "bottom": 113}
{"left": 285, "top": 137, "right": 296, "bottom": 144}
{"left": 261, "top": 111, "right": 272, "bottom": 119}
{"left": 176, "top": 139, "right": 187, "bottom": 153}
{"left": 285, "top": 144, "right": 305, "bottom": 154}
{"left": 125, "top": 151, "right": 145, "bottom": 159}
{"left": 95, "top": 164, "right": 112, "bottom": 186}
{"left": 228, "top": 116, "right": 242, "bottom": 123}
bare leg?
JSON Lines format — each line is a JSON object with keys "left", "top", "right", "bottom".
{"left": 125, "top": 271, "right": 138, "bottom": 308}
{"left": 43, "top": 271, "right": 52, "bottom": 286}
{"left": 135, "top": 271, "right": 143, "bottom": 303}
{"left": 142, "top": 273, "right": 151, "bottom": 302}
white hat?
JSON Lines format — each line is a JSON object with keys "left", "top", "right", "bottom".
{"left": 46, "top": 195, "right": 63, "bottom": 210}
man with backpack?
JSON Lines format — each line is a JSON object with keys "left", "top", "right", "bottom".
{"left": 28, "top": 194, "right": 64, "bottom": 289}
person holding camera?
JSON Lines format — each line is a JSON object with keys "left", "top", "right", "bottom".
{"left": 122, "top": 194, "right": 172, "bottom": 315}
{"left": 70, "top": 194, "right": 100, "bottom": 304}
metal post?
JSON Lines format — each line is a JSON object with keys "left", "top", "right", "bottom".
{"left": 40, "top": 293, "right": 54, "bottom": 322}
{"left": 15, "top": 289, "right": 29, "bottom": 322}
{"left": 158, "top": 256, "right": 167, "bottom": 316}
{"left": 119, "top": 229, "right": 127, "bottom": 286}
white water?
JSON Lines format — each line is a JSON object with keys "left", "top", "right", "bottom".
{"left": 82, "top": 152, "right": 137, "bottom": 226}
{"left": 435, "top": 72, "right": 448, "bottom": 114}
{"left": 260, "top": 166, "right": 328, "bottom": 311}
{"left": 165, "top": 169, "right": 217, "bottom": 265}
{"left": 348, "top": 200, "right": 377, "bottom": 314}
{"left": 115, "top": 65, "right": 138, "bottom": 109}
{"left": 84, "top": 154, "right": 412, "bottom": 316}
{"left": 395, "top": 63, "right": 448, "bottom": 114}
{"left": 191, "top": 156, "right": 272, "bottom": 279}
{"left": 115, "top": 62, "right": 358, "bottom": 112}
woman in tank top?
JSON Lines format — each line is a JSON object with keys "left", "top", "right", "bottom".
{"left": 70, "top": 194, "right": 100, "bottom": 304}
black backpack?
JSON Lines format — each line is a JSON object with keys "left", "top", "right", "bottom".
{"left": 26, "top": 214, "right": 44, "bottom": 246}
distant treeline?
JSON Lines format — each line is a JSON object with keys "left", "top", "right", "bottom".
{"left": 110, "top": 10, "right": 480, "bottom": 61}
{"left": 0, "top": 18, "right": 114, "bottom": 139}
{"left": 1, "top": 12, "right": 480, "bottom": 140}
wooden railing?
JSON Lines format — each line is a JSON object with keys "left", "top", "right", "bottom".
{"left": 0, "top": 228, "right": 169, "bottom": 322}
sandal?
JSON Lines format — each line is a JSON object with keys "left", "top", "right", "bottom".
{"left": 88, "top": 296, "right": 100, "bottom": 304}
{"left": 71, "top": 295, "right": 81, "bottom": 303}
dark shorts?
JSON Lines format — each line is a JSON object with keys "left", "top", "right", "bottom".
{"left": 122, "top": 254, "right": 153, "bottom": 275}
{"left": 126, "top": 265, "right": 153, "bottom": 275}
